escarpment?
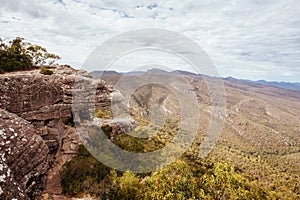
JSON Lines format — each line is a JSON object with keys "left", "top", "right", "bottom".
{"left": 0, "top": 66, "right": 112, "bottom": 199}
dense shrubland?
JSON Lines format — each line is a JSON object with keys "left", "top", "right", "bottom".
{"left": 61, "top": 145, "right": 271, "bottom": 199}
{"left": 61, "top": 95, "right": 300, "bottom": 199}
{"left": 60, "top": 120, "right": 299, "bottom": 199}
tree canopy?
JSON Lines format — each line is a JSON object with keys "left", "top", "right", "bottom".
{"left": 0, "top": 37, "right": 60, "bottom": 73}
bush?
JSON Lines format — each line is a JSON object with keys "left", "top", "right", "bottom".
{"left": 102, "top": 171, "right": 141, "bottom": 200}
{"left": 141, "top": 160, "right": 199, "bottom": 200}
{"left": 60, "top": 145, "right": 111, "bottom": 196}
{"left": 201, "top": 162, "right": 250, "bottom": 199}
{"left": 40, "top": 67, "right": 54, "bottom": 75}
{"left": 95, "top": 108, "right": 112, "bottom": 119}
{"left": 0, "top": 46, "right": 33, "bottom": 72}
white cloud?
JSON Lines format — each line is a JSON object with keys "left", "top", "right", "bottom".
{"left": 0, "top": 0, "right": 299, "bottom": 81}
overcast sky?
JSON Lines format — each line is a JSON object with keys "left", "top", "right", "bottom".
{"left": 0, "top": 0, "right": 299, "bottom": 82}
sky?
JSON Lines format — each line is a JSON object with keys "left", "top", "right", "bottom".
{"left": 0, "top": 0, "right": 299, "bottom": 82}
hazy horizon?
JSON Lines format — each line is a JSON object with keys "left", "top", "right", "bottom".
{"left": 90, "top": 67, "right": 300, "bottom": 83}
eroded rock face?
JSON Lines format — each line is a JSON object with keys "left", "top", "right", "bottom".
{"left": 0, "top": 66, "right": 111, "bottom": 156}
{"left": 0, "top": 65, "right": 112, "bottom": 199}
{"left": 0, "top": 109, "right": 49, "bottom": 200}
{"left": 0, "top": 66, "right": 76, "bottom": 157}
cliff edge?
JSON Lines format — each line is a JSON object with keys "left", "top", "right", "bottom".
{"left": 0, "top": 66, "right": 111, "bottom": 199}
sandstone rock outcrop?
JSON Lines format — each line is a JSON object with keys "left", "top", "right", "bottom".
{"left": 0, "top": 109, "right": 49, "bottom": 200}
{"left": 0, "top": 66, "right": 112, "bottom": 199}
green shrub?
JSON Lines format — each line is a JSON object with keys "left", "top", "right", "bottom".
{"left": 0, "top": 47, "right": 33, "bottom": 72}
{"left": 95, "top": 108, "right": 112, "bottom": 119}
{"left": 141, "top": 160, "right": 199, "bottom": 200}
{"left": 201, "top": 162, "right": 249, "bottom": 199}
{"left": 40, "top": 67, "right": 54, "bottom": 75}
{"left": 60, "top": 145, "right": 111, "bottom": 196}
{"left": 102, "top": 171, "right": 141, "bottom": 200}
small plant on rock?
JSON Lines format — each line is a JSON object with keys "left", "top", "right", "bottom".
{"left": 40, "top": 67, "right": 54, "bottom": 75}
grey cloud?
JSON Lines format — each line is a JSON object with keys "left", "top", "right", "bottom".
{"left": 147, "top": 3, "right": 158, "bottom": 10}
{"left": 0, "top": 0, "right": 48, "bottom": 18}
{"left": 0, "top": 0, "right": 299, "bottom": 81}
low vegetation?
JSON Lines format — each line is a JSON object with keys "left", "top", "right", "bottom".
{"left": 61, "top": 145, "right": 272, "bottom": 199}
{"left": 60, "top": 145, "right": 111, "bottom": 197}
{"left": 40, "top": 67, "right": 54, "bottom": 75}
{"left": 95, "top": 108, "right": 113, "bottom": 119}
{"left": 61, "top": 125, "right": 299, "bottom": 199}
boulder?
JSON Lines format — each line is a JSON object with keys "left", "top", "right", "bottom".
{"left": 0, "top": 109, "right": 49, "bottom": 199}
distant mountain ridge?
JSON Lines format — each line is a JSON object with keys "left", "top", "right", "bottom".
{"left": 255, "top": 80, "right": 300, "bottom": 92}
{"left": 91, "top": 68, "right": 199, "bottom": 77}
{"left": 225, "top": 76, "right": 300, "bottom": 92}
{"left": 91, "top": 69, "right": 300, "bottom": 92}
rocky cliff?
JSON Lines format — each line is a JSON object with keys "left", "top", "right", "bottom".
{"left": 0, "top": 66, "right": 111, "bottom": 199}
{"left": 0, "top": 109, "right": 49, "bottom": 200}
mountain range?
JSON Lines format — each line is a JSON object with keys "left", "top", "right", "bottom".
{"left": 92, "top": 69, "right": 300, "bottom": 92}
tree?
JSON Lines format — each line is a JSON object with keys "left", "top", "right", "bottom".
{"left": 0, "top": 37, "right": 32, "bottom": 72}
{"left": 0, "top": 37, "right": 60, "bottom": 73}
{"left": 25, "top": 44, "right": 60, "bottom": 66}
